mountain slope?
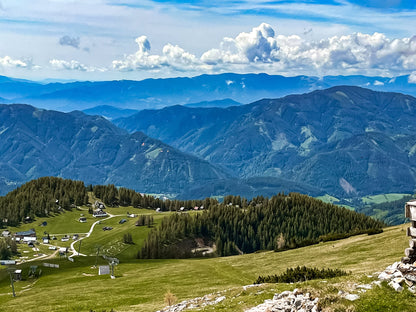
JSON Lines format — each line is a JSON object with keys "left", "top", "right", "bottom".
{"left": 115, "top": 86, "right": 416, "bottom": 197}
{"left": 0, "top": 104, "right": 230, "bottom": 195}
{"left": 184, "top": 98, "right": 241, "bottom": 108}
{"left": 82, "top": 105, "right": 139, "bottom": 119}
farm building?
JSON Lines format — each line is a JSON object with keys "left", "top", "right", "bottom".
{"left": 15, "top": 229, "right": 36, "bottom": 242}
{"left": 79, "top": 217, "right": 87, "bottom": 223}
{"left": 2, "top": 230, "right": 10, "bottom": 237}
{"left": 93, "top": 210, "right": 108, "bottom": 217}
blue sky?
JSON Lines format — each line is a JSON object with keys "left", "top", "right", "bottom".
{"left": 0, "top": 0, "right": 416, "bottom": 81}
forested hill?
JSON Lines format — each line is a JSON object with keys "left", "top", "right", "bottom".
{"left": 0, "top": 104, "right": 229, "bottom": 196}
{"left": 0, "top": 178, "right": 222, "bottom": 227}
{"left": 0, "top": 177, "right": 88, "bottom": 227}
{"left": 138, "top": 193, "right": 384, "bottom": 259}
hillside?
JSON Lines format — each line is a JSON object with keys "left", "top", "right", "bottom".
{"left": 138, "top": 193, "right": 383, "bottom": 259}
{"left": 0, "top": 177, "right": 87, "bottom": 227}
{"left": 0, "top": 212, "right": 411, "bottom": 312}
{"left": 0, "top": 104, "right": 229, "bottom": 195}
{"left": 115, "top": 86, "right": 416, "bottom": 197}
{"left": 0, "top": 178, "right": 410, "bottom": 311}
{"left": 82, "top": 105, "right": 139, "bottom": 120}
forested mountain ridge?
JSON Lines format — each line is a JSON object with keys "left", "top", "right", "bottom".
{"left": 115, "top": 86, "right": 416, "bottom": 197}
{"left": 0, "top": 104, "right": 230, "bottom": 196}
{"left": 138, "top": 192, "right": 384, "bottom": 259}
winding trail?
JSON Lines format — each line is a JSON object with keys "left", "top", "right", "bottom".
{"left": 20, "top": 212, "right": 125, "bottom": 263}
{"left": 68, "top": 212, "right": 122, "bottom": 258}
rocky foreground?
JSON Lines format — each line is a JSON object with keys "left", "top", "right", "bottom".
{"left": 378, "top": 261, "right": 416, "bottom": 292}
{"left": 245, "top": 289, "right": 320, "bottom": 312}
{"left": 157, "top": 261, "right": 416, "bottom": 312}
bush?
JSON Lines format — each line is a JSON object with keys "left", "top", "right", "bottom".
{"left": 254, "top": 266, "right": 348, "bottom": 284}
{"left": 164, "top": 290, "right": 177, "bottom": 306}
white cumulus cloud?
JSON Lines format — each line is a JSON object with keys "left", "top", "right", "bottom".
{"left": 49, "top": 59, "right": 105, "bottom": 72}
{"left": 201, "top": 23, "right": 279, "bottom": 64}
{"left": 0, "top": 55, "right": 31, "bottom": 68}
{"left": 112, "top": 35, "right": 199, "bottom": 72}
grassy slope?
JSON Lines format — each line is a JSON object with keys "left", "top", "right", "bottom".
{"left": 361, "top": 193, "right": 411, "bottom": 205}
{"left": 0, "top": 221, "right": 412, "bottom": 312}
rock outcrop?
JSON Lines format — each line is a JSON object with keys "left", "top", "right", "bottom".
{"left": 246, "top": 289, "right": 320, "bottom": 312}
{"left": 377, "top": 261, "right": 416, "bottom": 293}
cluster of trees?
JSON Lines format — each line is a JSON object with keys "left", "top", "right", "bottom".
{"left": 91, "top": 184, "right": 219, "bottom": 210}
{"left": 123, "top": 233, "right": 134, "bottom": 244}
{"left": 138, "top": 193, "right": 384, "bottom": 259}
{"left": 0, "top": 237, "right": 18, "bottom": 260}
{"left": 135, "top": 215, "right": 154, "bottom": 227}
{"left": 254, "top": 266, "right": 348, "bottom": 284}
{"left": 0, "top": 177, "right": 88, "bottom": 227}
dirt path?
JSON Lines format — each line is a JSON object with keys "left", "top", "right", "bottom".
{"left": 22, "top": 212, "right": 125, "bottom": 262}
{"left": 68, "top": 213, "right": 123, "bottom": 258}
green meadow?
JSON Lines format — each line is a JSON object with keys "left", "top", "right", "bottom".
{"left": 0, "top": 205, "right": 415, "bottom": 312}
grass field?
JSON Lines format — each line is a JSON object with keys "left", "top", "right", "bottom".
{"left": 0, "top": 218, "right": 413, "bottom": 312}
{"left": 361, "top": 193, "right": 411, "bottom": 205}
{"left": 316, "top": 194, "right": 341, "bottom": 204}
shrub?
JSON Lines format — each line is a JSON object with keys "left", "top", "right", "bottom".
{"left": 254, "top": 266, "right": 348, "bottom": 284}
{"left": 164, "top": 290, "right": 177, "bottom": 306}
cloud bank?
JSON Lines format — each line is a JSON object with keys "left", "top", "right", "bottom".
{"left": 4, "top": 23, "right": 416, "bottom": 78}
{"left": 112, "top": 23, "right": 416, "bottom": 76}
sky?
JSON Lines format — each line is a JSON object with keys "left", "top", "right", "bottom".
{"left": 1, "top": 0, "right": 416, "bottom": 81}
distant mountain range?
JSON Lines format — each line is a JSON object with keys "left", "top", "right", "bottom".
{"left": 1, "top": 85, "right": 416, "bottom": 199}
{"left": 0, "top": 104, "right": 229, "bottom": 196}
{"left": 115, "top": 86, "right": 416, "bottom": 197}
{"left": 1, "top": 73, "right": 416, "bottom": 114}
{"left": 81, "top": 99, "right": 241, "bottom": 120}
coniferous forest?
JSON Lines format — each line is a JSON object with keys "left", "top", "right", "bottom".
{"left": 138, "top": 193, "right": 384, "bottom": 259}
{"left": 91, "top": 184, "right": 219, "bottom": 211}
{"left": 0, "top": 177, "right": 88, "bottom": 227}
{"left": 0, "top": 178, "right": 385, "bottom": 260}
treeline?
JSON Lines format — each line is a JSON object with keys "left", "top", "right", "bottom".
{"left": 135, "top": 215, "right": 154, "bottom": 227}
{"left": 138, "top": 193, "right": 384, "bottom": 259}
{"left": 0, "top": 177, "right": 88, "bottom": 227}
{"left": 91, "top": 184, "right": 219, "bottom": 210}
{"left": 254, "top": 266, "right": 348, "bottom": 284}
